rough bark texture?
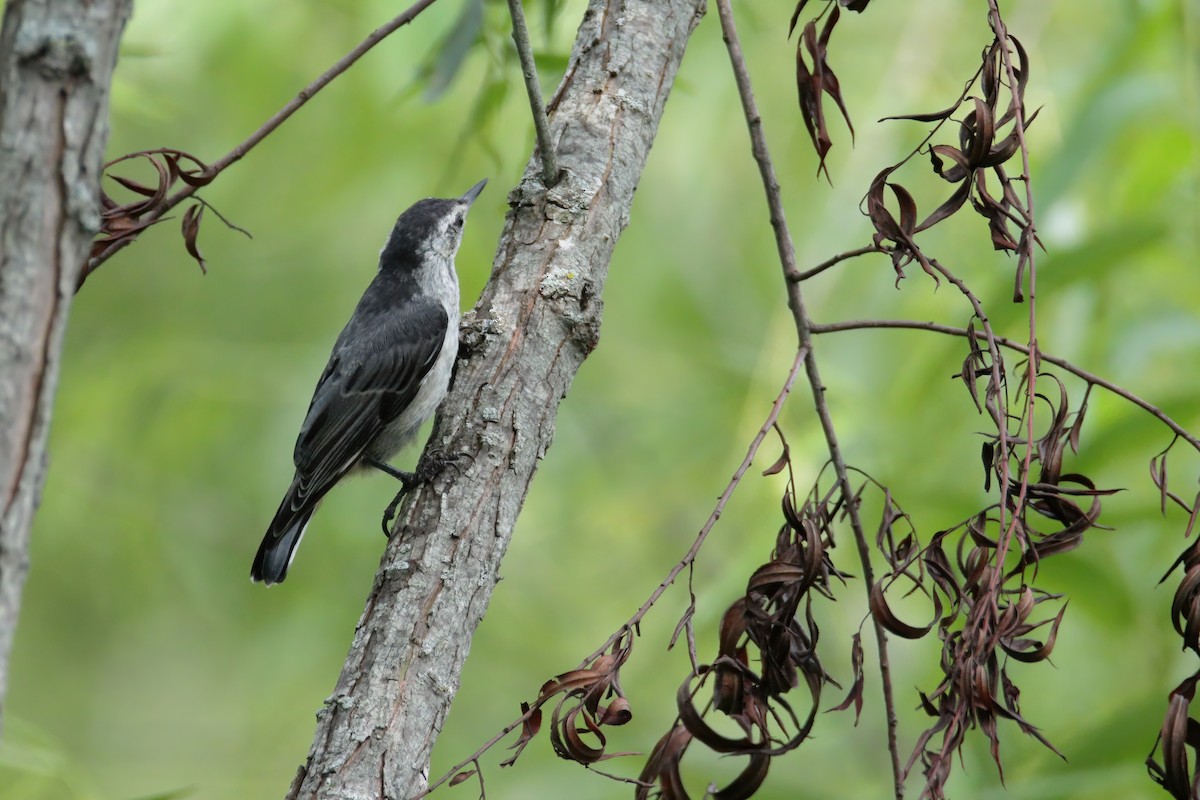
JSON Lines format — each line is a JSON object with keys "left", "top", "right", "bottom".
{"left": 0, "top": 0, "right": 132, "bottom": 733}
{"left": 286, "top": 0, "right": 707, "bottom": 796}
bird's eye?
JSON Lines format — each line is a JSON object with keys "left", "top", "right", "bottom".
{"left": 453, "top": 215, "right": 464, "bottom": 230}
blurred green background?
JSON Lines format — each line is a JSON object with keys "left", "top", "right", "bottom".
{"left": 2, "top": 0, "right": 1197, "bottom": 798}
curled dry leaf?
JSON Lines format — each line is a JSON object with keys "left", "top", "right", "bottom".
{"left": 865, "top": 167, "right": 939, "bottom": 285}
{"left": 636, "top": 726, "right": 692, "bottom": 800}
{"left": 533, "top": 636, "right": 636, "bottom": 768}
{"left": 447, "top": 769, "right": 476, "bottom": 787}
{"left": 499, "top": 702, "right": 542, "bottom": 768}
{"left": 792, "top": 5, "right": 854, "bottom": 180}
{"left": 181, "top": 204, "right": 207, "bottom": 274}
{"left": 1148, "top": 673, "right": 1200, "bottom": 799}
{"left": 869, "top": 578, "right": 942, "bottom": 640}
{"left": 868, "top": 35, "right": 1039, "bottom": 300}
{"left": 827, "top": 632, "right": 864, "bottom": 723}
{"left": 761, "top": 446, "right": 790, "bottom": 477}
{"left": 84, "top": 148, "right": 242, "bottom": 290}
{"left": 642, "top": 457, "right": 848, "bottom": 797}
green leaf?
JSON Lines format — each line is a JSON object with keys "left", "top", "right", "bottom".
{"left": 421, "top": 0, "right": 484, "bottom": 100}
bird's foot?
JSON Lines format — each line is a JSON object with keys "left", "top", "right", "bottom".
{"left": 380, "top": 489, "right": 408, "bottom": 537}
{"left": 420, "top": 448, "right": 471, "bottom": 479}
{"left": 371, "top": 451, "right": 472, "bottom": 537}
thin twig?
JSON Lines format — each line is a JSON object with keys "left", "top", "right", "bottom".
{"left": 579, "top": 343, "right": 809, "bottom": 665}
{"left": 715, "top": 1, "right": 904, "bottom": 796}
{"left": 416, "top": 716, "right": 529, "bottom": 798}
{"left": 88, "top": 0, "right": 443, "bottom": 272}
{"left": 474, "top": 757, "right": 486, "bottom": 799}
{"left": 192, "top": 197, "right": 253, "bottom": 239}
{"left": 810, "top": 318, "right": 1200, "bottom": 452}
{"left": 875, "top": 55, "right": 991, "bottom": 183}
{"left": 987, "top": 0, "right": 1041, "bottom": 568}
{"left": 419, "top": 344, "right": 810, "bottom": 796}
{"left": 925, "top": 258, "right": 1014, "bottom": 533}
{"left": 505, "top": 0, "right": 560, "bottom": 187}
{"left": 792, "top": 244, "right": 885, "bottom": 282}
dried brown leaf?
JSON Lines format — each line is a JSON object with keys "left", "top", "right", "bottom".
{"left": 448, "top": 769, "right": 476, "bottom": 787}
{"left": 869, "top": 579, "right": 941, "bottom": 639}
{"left": 915, "top": 180, "right": 971, "bottom": 233}
{"left": 709, "top": 752, "right": 770, "bottom": 800}
{"left": 827, "top": 632, "right": 864, "bottom": 723}
{"left": 762, "top": 447, "right": 790, "bottom": 477}
{"left": 1067, "top": 384, "right": 1092, "bottom": 454}
{"left": 636, "top": 726, "right": 691, "bottom": 800}
{"left": 499, "top": 702, "right": 542, "bottom": 768}
{"left": 787, "top": 0, "right": 811, "bottom": 37}
{"left": 181, "top": 203, "right": 207, "bottom": 274}
{"left": 880, "top": 98, "right": 961, "bottom": 123}
{"left": 981, "top": 440, "right": 996, "bottom": 492}
{"left": 793, "top": 7, "right": 853, "bottom": 180}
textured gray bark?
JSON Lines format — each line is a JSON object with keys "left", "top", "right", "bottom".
{"left": 286, "top": 0, "right": 706, "bottom": 796}
{"left": 0, "top": 0, "right": 132, "bottom": 734}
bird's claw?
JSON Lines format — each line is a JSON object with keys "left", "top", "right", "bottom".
{"left": 378, "top": 450, "right": 472, "bottom": 537}
{"left": 381, "top": 491, "right": 405, "bottom": 537}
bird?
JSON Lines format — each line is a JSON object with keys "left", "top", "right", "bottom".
{"left": 251, "top": 179, "right": 487, "bottom": 585}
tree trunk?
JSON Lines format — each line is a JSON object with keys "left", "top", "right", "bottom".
{"left": 285, "top": 0, "right": 707, "bottom": 796}
{"left": 0, "top": 0, "right": 133, "bottom": 734}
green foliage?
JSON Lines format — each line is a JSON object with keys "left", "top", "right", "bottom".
{"left": 3, "top": 0, "right": 1196, "bottom": 799}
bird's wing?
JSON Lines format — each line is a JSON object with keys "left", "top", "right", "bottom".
{"left": 290, "top": 301, "right": 449, "bottom": 505}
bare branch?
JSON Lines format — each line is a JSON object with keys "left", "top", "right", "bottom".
{"left": 86, "top": 0, "right": 443, "bottom": 274}
{"left": 506, "top": 0, "right": 560, "bottom": 187}
{"left": 986, "top": 1, "right": 1041, "bottom": 596}
{"left": 284, "top": 0, "right": 708, "bottom": 795}
{"left": 811, "top": 318, "right": 1200, "bottom": 452}
{"left": 422, "top": 344, "right": 809, "bottom": 794}
{"left": 792, "top": 243, "right": 885, "bottom": 282}
{"left": 715, "top": 0, "right": 903, "bottom": 795}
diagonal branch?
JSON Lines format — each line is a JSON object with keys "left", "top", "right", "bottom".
{"left": 714, "top": 0, "right": 904, "bottom": 796}
{"left": 793, "top": 243, "right": 886, "bottom": 282}
{"left": 84, "top": 0, "right": 443, "bottom": 277}
{"left": 421, "top": 343, "right": 810, "bottom": 796}
{"left": 811, "top": 318, "right": 1200, "bottom": 452}
{"left": 282, "top": 0, "right": 707, "bottom": 796}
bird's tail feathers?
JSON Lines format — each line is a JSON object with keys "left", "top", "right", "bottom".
{"left": 252, "top": 483, "right": 316, "bottom": 585}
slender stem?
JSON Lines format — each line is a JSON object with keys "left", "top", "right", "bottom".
{"left": 793, "top": 244, "right": 884, "bottom": 282}
{"left": 506, "top": 0, "right": 560, "bottom": 186}
{"left": 88, "top": 0, "right": 442, "bottom": 271}
{"left": 715, "top": 1, "right": 904, "bottom": 796}
{"left": 925, "top": 258, "right": 1014, "bottom": 543}
{"left": 578, "top": 344, "right": 809, "bottom": 666}
{"left": 987, "top": 1, "right": 1040, "bottom": 588}
{"left": 811, "top": 319, "right": 1200, "bottom": 452}
{"left": 419, "top": 344, "right": 810, "bottom": 796}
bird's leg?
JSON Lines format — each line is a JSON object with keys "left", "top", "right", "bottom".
{"left": 364, "top": 452, "right": 472, "bottom": 537}
{"left": 364, "top": 457, "right": 416, "bottom": 486}
{"left": 363, "top": 457, "right": 417, "bottom": 536}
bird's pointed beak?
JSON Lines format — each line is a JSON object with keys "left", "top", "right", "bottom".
{"left": 461, "top": 178, "right": 488, "bottom": 207}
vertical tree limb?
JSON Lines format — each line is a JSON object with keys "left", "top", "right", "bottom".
{"left": 285, "top": 0, "right": 707, "bottom": 796}
{"left": 505, "top": 0, "right": 559, "bottom": 187}
{"left": 714, "top": 1, "right": 904, "bottom": 796}
{"left": 0, "top": 0, "right": 133, "bottom": 734}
